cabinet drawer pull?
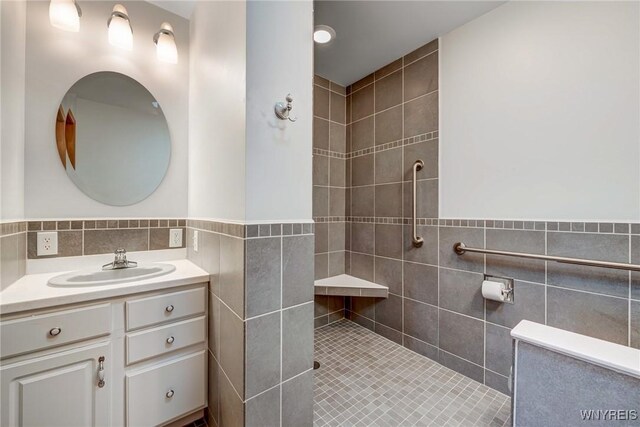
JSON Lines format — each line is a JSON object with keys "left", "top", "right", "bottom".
{"left": 165, "top": 389, "right": 174, "bottom": 398}
{"left": 166, "top": 336, "right": 175, "bottom": 344}
{"left": 165, "top": 304, "right": 174, "bottom": 313}
{"left": 97, "top": 356, "right": 106, "bottom": 388}
{"left": 49, "top": 327, "right": 62, "bottom": 336}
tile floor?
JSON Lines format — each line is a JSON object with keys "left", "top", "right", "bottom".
{"left": 314, "top": 320, "right": 512, "bottom": 427}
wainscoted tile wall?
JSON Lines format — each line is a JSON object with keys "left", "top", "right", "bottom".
{"left": 25, "top": 219, "right": 187, "bottom": 258}
{"left": 313, "top": 75, "right": 347, "bottom": 327}
{"left": 0, "top": 222, "right": 27, "bottom": 288}
{"left": 334, "top": 37, "right": 640, "bottom": 395}
{"left": 346, "top": 218, "right": 640, "bottom": 394}
{"left": 186, "top": 220, "right": 315, "bottom": 427}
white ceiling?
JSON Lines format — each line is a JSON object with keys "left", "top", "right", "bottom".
{"left": 145, "top": 1, "right": 505, "bottom": 85}
{"left": 314, "top": 1, "right": 505, "bottom": 86}
{"left": 146, "top": 0, "right": 196, "bottom": 20}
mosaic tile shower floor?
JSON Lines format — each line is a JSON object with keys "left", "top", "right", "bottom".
{"left": 314, "top": 320, "right": 511, "bottom": 427}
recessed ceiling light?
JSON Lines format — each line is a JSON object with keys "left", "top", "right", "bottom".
{"left": 314, "top": 25, "right": 335, "bottom": 44}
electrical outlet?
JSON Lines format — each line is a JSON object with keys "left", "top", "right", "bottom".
{"left": 169, "top": 229, "right": 183, "bottom": 248}
{"left": 37, "top": 232, "right": 58, "bottom": 256}
{"left": 193, "top": 230, "right": 198, "bottom": 252}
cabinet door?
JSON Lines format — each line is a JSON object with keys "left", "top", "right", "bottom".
{"left": 0, "top": 341, "right": 111, "bottom": 427}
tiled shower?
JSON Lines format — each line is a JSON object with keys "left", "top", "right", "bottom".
{"left": 313, "top": 37, "right": 640, "bottom": 397}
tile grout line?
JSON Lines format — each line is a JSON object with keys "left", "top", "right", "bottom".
{"left": 401, "top": 52, "right": 406, "bottom": 348}
{"left": 279, "top": 231, "right": 283, "bottom": 427}
{"left": 372, "top": 58, "right": 377, "bottom": 331}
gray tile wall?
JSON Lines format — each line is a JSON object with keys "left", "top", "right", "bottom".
{"left": 339, "top": 37, "right": 640, "bottom": 396}
{"left": 187, "top": 220, "right": 315, "bottom": 427}
{"left": 346, "top": 219, "right": 640, "bottom": 395}
{"left": 344, "top": 38, "right": 440, "bottom": 370}
{"left": 26, "top": 219, "right": 187, "bottom": 258}
{"left": 314, "top": 75, "right": 347, "bottom": 327}
{"left": 0, "top": 221, "right": 27, "bottom": 289}
{"left": 514, "top": 341, "right": 640, "bottom": 426}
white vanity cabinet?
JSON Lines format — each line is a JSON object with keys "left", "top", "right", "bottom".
{"left": 0, "top": 341, "right": 112, "bottom": 427}
{"left": 0, "top": 283, "right": 208, "bottom": 427}
{"left": 122, "top": 286, "right": 208, "bottom": 427}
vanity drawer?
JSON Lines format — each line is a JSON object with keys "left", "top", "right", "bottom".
{"left": 126, "top": 316, "right": 206, "bottom": 365}
{"left": 0, "top": 303, "right": 111, "bottom": 359}
{"left": 126, "top": 286, "right": 206, "bottom": 331}
{"left": 126, "top": 350, "right": 206, "bottom": 427}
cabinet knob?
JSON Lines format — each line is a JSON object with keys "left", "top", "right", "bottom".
{"left": 166, "top": 389, "right": 174, "bottom": 398}
{"left": 49, "top": 327, "right": 62, "bottom": 336}
{"left": 165, "top": 304, "right": 174, "bottom": 313}
{"left": 166, "top": 336, "right": 175, "bottom": 344}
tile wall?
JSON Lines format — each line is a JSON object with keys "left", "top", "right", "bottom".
{"left": 25, "top": 219, "right": 187, "bottom": 258}
{"left": 313, "top": 75, "right": 347, "bottom": 327}
{"left": 186, "top": 220, "right": 315, "bottom": 427}
{"left": 0, "top": 222, "right": 27, "bottom": 289}
{"left": 514, "top": 341, "right": 640, "bottom": 426}
{"left": 347, "top": 218, "right": 640, "bottom": 394}
{"left": 331, "top": 37, "right": 640, "bottom": 395}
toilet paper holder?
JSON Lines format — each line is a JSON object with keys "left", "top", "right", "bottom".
{"left": 484, "top": 275, "right": 514, "bottom": 304}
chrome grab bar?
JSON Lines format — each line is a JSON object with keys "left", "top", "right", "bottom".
{"left": 412, "top": 160, "right": 424, "bottom": 247}
{"left": 454, "top": 242, "right": 640, "bottom": 272}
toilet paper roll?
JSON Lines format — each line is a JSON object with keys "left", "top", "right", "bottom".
{"left": 482, "top": 280, "right": 505, "bottom": 302}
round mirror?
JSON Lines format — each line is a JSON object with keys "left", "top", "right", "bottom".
{"left": 56, "top": 72, "right": 171, "bottom": 206}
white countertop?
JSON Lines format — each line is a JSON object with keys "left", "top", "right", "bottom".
{"left": 511, "top": 320, "right": 640, "bottom": 379}
{"left": 0, "top": 259, "right": 208, "bottom": 315}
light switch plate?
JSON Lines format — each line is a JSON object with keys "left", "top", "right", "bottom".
{"left": 169, "top": 229, "right": 183, "bottom": 248}
{"left": 37, "top": 231, "right": 58, "bottom": 256}
{"left": 193, "top": 230, "right": 198, "bottom": 252}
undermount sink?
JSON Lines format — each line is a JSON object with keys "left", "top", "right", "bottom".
{"left": 48, "top": 263, "right": 176, "bottom": 287}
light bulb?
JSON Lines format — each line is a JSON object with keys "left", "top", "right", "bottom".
{"left": 49, "top": 0, "right": 81, "bottom": 32}
{"left": 314, "top": 30, "right": 331, "bottom": 43}
{"left": 108, "top": 4, "right": 133, "bottom": 51}
{"left": 314, "top": 25, "right": 335, "bottom": 44}
{"left": 154, "top": 23, "right": 178, "bottom": 64}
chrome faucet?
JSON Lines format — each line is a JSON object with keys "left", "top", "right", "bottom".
{"left": 102, "top": 248, "right": 138, "bottom": 270}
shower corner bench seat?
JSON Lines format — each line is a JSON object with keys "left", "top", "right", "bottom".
{"left": 314, "top": 274, "right": 388, "bottom": 298}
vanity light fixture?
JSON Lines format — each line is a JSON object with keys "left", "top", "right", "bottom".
{"left": 107, "top": 4, "right": 133, "bottom": 51}
{"left": 314, "top": 25, "right": 335, "bottom": 44}
{"left": 153, "top": 22, "right": 178, "bottom": 64}
{"left": 49, "top": 0, "right": 82, "bottom": 32}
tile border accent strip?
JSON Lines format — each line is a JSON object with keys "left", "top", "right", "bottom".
{"left": 312, "top": 148, "right": 348, "bottom": 160}
{"left": 313, "top": 131, "right": 439, "bottom": 160}
{"left": 347, "top": 131, "right": 439, "bottom": 159}
{"left": 244, "top": 222, "right": 314, "bottom": 239}
{"left": 28, "top": 219, "right": 186, "bottom": 232}
{"left": 314, "top": 217, "right": 640, "bottom": 232}
{"left": 187, "top": 219, "right": 246, "bottom": 238}
{"left": 187, "top": 219, "right": 315, "bottom": 239}
{"left": 1, "top": 221, "right": 27, "bottom": 237}
{"left": 439, "top": 219, "right": 640, "bottom": 234}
